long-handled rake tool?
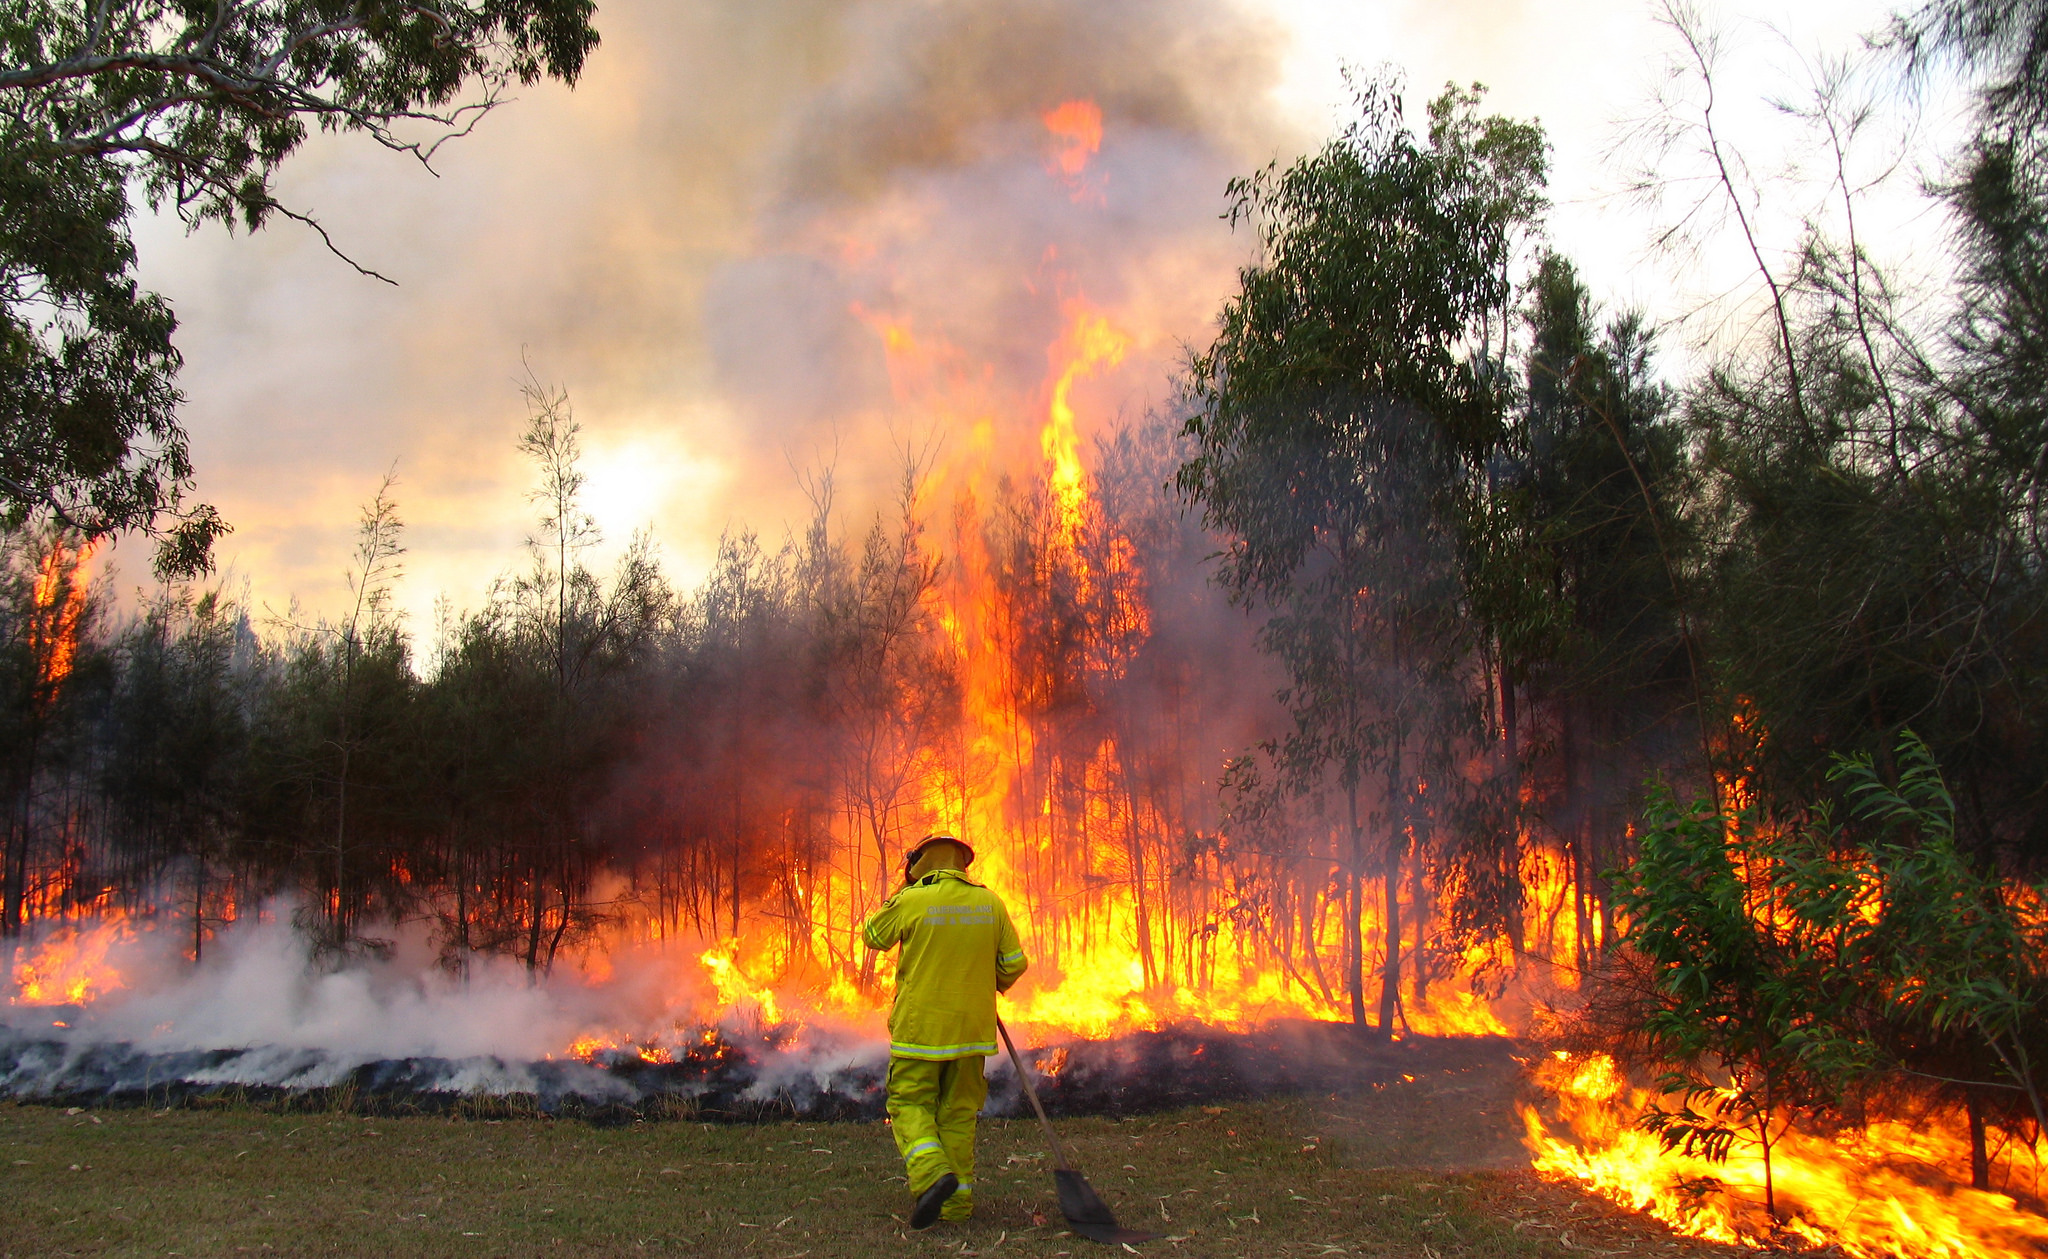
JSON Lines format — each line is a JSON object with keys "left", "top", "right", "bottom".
{"left": 996, "top": 1015, "right": 1160, "bottom": 1246}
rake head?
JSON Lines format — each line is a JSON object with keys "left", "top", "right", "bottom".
{"left": 1054, "top": 1168, "right": 1161, "bottom": 1246}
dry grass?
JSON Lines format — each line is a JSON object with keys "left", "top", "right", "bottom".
{"left": 2, "top": 1068, "right": 1751, "bottom": 1259}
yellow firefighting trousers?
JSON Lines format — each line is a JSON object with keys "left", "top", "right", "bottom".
{"left": 887, "top": 1054, "right": 987, "bottom": 1221}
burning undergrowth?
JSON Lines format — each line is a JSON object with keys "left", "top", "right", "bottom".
{"left": 1, "top": 907, "right": 1526, "bottom": 1124}
{"left": 0, "top": 1017, "right": 1517, "bottom": 1125}
{"left": 1519, "top": 1049, "right": 2048, "bottom": 1259}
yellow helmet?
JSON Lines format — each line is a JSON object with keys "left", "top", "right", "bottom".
{"left": 903, "top": 833, "right": 975, "bottom": 883}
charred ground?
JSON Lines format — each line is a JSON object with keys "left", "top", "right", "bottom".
{"left": 0, "top": 1021, "right": 1525, "bottom": 1126}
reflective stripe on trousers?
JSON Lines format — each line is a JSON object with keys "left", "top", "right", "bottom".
{"left": 886, "top": 1054, "right": 988, "bottom": 1208}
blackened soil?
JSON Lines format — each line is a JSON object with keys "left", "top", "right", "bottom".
{"left": 0, "top": 1019, "right": 1531, "bottom": 1131}
{"left": 1022, "top": 1021, "right": 1525, "bottom": 1122}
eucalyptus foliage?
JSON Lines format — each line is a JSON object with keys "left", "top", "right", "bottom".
{"left": 0, "top": 0, "right": 600, "bottom": 575}
{"left": 1180, "top": 73, "right": 1547, "bottom": 1032}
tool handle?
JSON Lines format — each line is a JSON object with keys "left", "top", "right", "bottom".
{"left": 996, "top": 1014, "right": 1074, "bottom": 1172}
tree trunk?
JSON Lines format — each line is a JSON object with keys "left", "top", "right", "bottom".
{"left": 1377, "top": 735, "right": 1404, "bottom": 1040}
{"left": 1300, "top": 877, "right": 1336, "bottom": 1005}
{"left": 545, "top": 878, "right": 573, "bottom": 972}
{"left": 454, "top": 835, "right": 471, "bottom": 957}
{"left": 525, "top": 866, "right": 546, "bottom": 974}
{"left": 1572, "top": 832, "right": 1592, "bottom": 976}
{"left": 4, "top": 730, "right": 44, "bottom": 935}
{"left": 1345, "top": 789, "right": 1366, "bottom": 1027}
{"left": 1378, "top": 832, "right": 1403, "bottom": 1039}
{"left": 1, "top": 812, "right": 23, "bottom": 936}
{"left": 1503, "top": 670, "right": 1525, "bottom": 958}
{"left": 334, "top": 734, "right": 351, "bottom": 952}
{"left": 1122, "top": 762, "right": 1158, "bottom": 992}
{"left": 1967, "top": 1093, "right": 1991, "bottom": 1191}
{"left": 192, "top": 860, "right": 206, "bottom": 965}
{"left": 1410, "top": 809, "right": 1430, "bottom": 1006}
{"left": 1760, "top": 1068, "right": 1778, "bottom": 1221}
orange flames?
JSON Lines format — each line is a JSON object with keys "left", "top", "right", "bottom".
{"left": 774, "top": 263, "right": 1545, "bottom": 1045}
{"left": 1041, "top": 99, "right": 1104, "bottom": 188}
{"left": 1522, "top": 1050, "right": 2048, "bottom": 1258}
{"left": 10, "top": 103, "right": 1579, "bottom": 1089}
{"left": 1041, "top": 301, "right": 1129, "bottom": 541}
{"left": 8, "top": 913, "right": 132, "bottom": 1007}
{"left": 699, "top": 940, "right": 785, "bottom": 1029}
{"left": 29, "top": 535, "right": 95, "bottom": 701}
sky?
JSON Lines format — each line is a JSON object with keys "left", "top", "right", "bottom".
{"left": 120, "top": 0, "right": 1953, "bottom": 636}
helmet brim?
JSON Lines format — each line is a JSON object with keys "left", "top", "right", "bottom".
{"left": 905, "top": 835, "right": 975, "bottom": 870}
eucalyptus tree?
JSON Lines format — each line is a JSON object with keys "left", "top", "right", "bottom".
{"left": 1180, "top": 75, "right": 1547, "bottom": 1034}
{"left": 0, "top": 0, "right": 600, "bottom": 575}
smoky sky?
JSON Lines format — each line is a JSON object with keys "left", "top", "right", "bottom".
{"left": 122, "top": 0, "right": 1915, "bottom": 629}
{"left": 124, "top": 0, "right": 1299, "bottom": 629}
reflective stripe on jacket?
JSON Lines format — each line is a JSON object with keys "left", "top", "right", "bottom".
{"left": 861, "top": 868, "right": 1029, "bottom": 1060}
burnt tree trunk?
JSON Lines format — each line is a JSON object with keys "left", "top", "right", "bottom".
{"left": 4, "top": 730, "right": 44, "bottom": 935}
{"left": 1377, "top": 731, "right": 1404, "bottom": 1040}
{"left": 1410, "top": 803, "right": 1430, "bottom": 1006}
{"left": 191, "top": 861, "right": 206, "bottom": 964}
{"left": 525, "top": 861, "right": 546, "bottom": 973}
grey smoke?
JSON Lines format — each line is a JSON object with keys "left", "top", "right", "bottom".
{"left": 140, "top": 0, "right": 1301, "bottom": 622}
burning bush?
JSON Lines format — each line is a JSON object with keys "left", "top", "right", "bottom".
{"left": 1528, "top": 732, "right": 2048, "bottom": 1253}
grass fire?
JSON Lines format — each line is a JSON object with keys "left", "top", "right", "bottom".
{"left": 4, "top": 0, "right": 2048, "bottom": 1256}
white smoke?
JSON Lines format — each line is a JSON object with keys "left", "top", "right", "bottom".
{"left": 2, "top": 906, "right": 889, "bottom": 1100}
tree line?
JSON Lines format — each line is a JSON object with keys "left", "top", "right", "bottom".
{"left": 0, "top": 385, "right": 1337, "bottom": 1018}
{"left": 1172, "top": 0, "right": 2048, "bottom": 1204}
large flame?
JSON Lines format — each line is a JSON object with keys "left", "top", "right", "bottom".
{"left": 8, "top": 913, "right": 132, "bottom": 1007}
{"left": 1041, "top": 300, "right": 1129, "bottom": 541}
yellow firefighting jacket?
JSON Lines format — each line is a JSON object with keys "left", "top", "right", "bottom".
{"left": 861, "top": 868, "right": 1029, "bottom": 1060}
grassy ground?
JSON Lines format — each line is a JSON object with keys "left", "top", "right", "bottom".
{"left": 3, "top": 1066, "right": 1749, "bottom": 1259}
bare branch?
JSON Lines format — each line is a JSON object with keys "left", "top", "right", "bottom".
{"left": 261, "top": 202, "right": 399, "bottom": 285}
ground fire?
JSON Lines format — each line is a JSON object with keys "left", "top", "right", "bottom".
{"left": 1522, "top": 1050, "right": 2048, "bottom": 1259}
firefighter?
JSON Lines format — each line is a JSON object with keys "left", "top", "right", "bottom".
{"left": 861, "top": 833, "right": 1029, "bottom": 1229}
